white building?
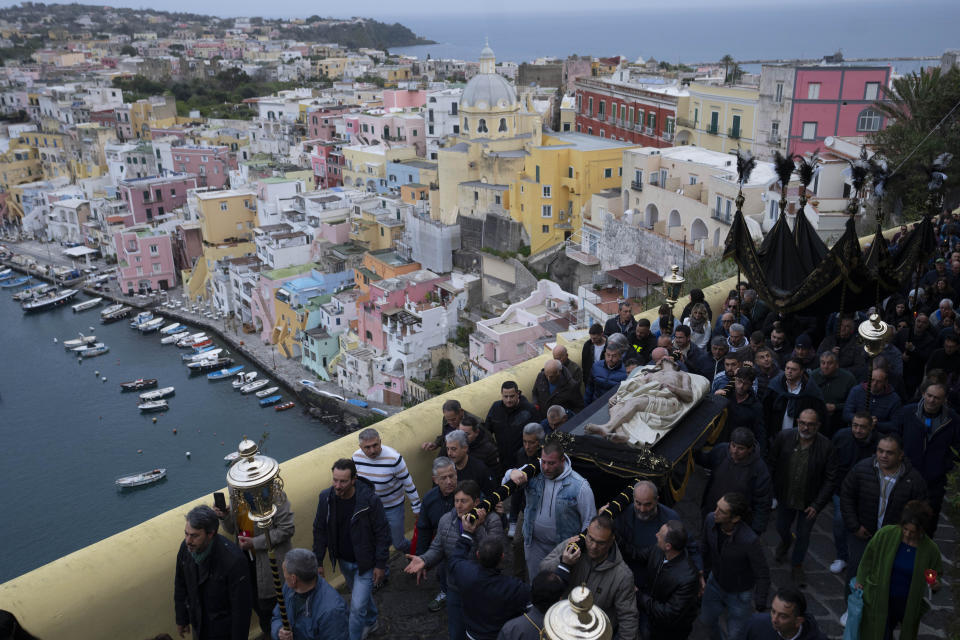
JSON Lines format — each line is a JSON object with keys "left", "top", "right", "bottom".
{"left": 254, "top": 223, "right": 312, "bottom": 270}
{"left": 424, "top": 88, "right": 461, "bottom": 161}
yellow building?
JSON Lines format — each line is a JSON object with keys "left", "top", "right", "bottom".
{"left": 316, "top": 57, "right": 349, "bottom": 80}
{"left": 675, "top": 83, "right": 759, "bottom": 153}
{"left": 129, "top": 96, "right": 178, "bottom": 140}
{"left": 0, "top": 141, "right": 40, "bottom": 194}
{"left": 71, "top": 123, "right": 116, "bottom": 180}
{"left": 342, "top": 144, "right": 418, "bottom": 191}
{"left": 510, "top": 131, "right": 636, "bottom": 253}
{"left": 349, "top": 206, "right": 405, "bottom": 251}
{"left": 184, "top": 189, "right": 258, "bottom": 300}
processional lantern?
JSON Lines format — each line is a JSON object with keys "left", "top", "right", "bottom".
{"left": 662, "top": 264, "right": 685, "bottom": 320}
{"left": 542, "top": 585, "right": 612, "bottom": 640}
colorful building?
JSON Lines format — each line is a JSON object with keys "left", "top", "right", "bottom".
{"left": 113, "top": 226, "right": 177, "bottom": 293}
{"left": 169, "top": 145, "right": 237, "bottom": 189}
{"left": 675, "top": 83, "right": 760, "bottom": 153}
{"left": 354, "top": 248, "right": 421, "bottom": 294}
{"left": 184, "top": 188, "right": 258, "bottom": 301}
{"left": 574, "top": 71, "right": 684, "bottom": 146}
{"left": 118, "top": 173, "right": 198, "bottom": 225}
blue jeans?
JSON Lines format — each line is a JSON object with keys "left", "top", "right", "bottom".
{"left": 384, "top": 503, "right": 410, "bottom": 553}
{"left": 698, "top": 574, "right": 753, "bottom": 640}
{"left": 776, "top": 506, "right": 816, "bottom": 566}
{"left": 339, "top": 560, "right": 378, "bottom": 640}
{"left": 446, "top": 587, "right": 466, "bottom": 640}
{"left": 832, "top": 494, "right": 848, "bottom": 562}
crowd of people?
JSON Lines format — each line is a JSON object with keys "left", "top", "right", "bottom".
{"left": 169, "top": 216, "right": 960, "bottom": 640}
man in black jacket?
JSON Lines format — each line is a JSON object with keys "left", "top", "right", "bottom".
{"left": 174, "top": 505, "right": 252, "bottom": 640}
{"left": 458, "top": 415, "right": 500, "bottom": 474}
{"left": 414, "top": 456, "right": 459, "bottom": 612}
{"left": 895, "top": 312, "right": 939, "bottom": 394}
{"left": 715, "top": 366, "right": 766, "bottom": 450}
{"left": 767, "top": 409, "right": 837, "bottom": 587}
{"left": 699, "top": 492, "right": 771, "bottom": 640}
{"left": 744, "top": 587, "right": 827, "bottom": 640}
{"left": 762, "top": 358, "right": 826, "bottom": 446}
{"left": 840, "top": 433, "right": 927, "bottom": 591}
{"left": 629, "top": 318, "right": 658, "bottom": 365}
{"left": 312, "top": 459, "right": 390, "bottom": 640}
{"left": 531, "top": 359, "right": 584, "bottom": 418}
{"left": 605, "top": 301, "right": 637, "bottom": 337}
{"left": 697, "top": 428, "right": 772, "bottom": 536}
{"left": 635, "top": 520, "right": 700, "bottom": 640}
{"left": 674, "top": 325, "right": 711, "bottom": 378}
{"left": 828, "top": 411, "right": 878, "bottom": 575}
{"left": 485, "top": 381, "right": 537, "bottom": 476}
{"left": 581, "top": 323, "right": 607, "bottom": 388}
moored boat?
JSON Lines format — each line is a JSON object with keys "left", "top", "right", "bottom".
{"left": 79, "top": 343, "right": 109, "bottom": 358}
{"left": 274, "top": 401, "right": 296, "bottom": 412}
{"left": 115, "top": 468, "right": 166, "bottom": 488}
{"left": 120, "top": 378, "right": 158, "bottom": 392}
{"left": 161, "top": 330, "right": 188, "bottom": 344}
{"left": 240, "top": 378, "right": 270, "bottom": 394}
{"left": 63, "top": 334, "right": 97, "bottom": 349}
{"left": 182, "top": 347, "right": 222, "bottom": 362}
{"left": 258, "top": 394, "right": 282, "bottom": 407}
{"left": 224, "top": 451, "right": 240, "bottom": 465}
{"left": 137, "top": 317, "right": 165, "bottom": 333}
{"left": 159, "top": 322, "right": 182, "bottom": 334}
{"left": 0, "top": 268, "right": 12, "bottom": 280}
{"left": 187, "top": 357, "right": 234, "bottom": 373}
{"left": 13, "top": 283, "right": 52, "bottom": 300}
{"left": 22, "top": 288, "right": 78, "bottom": 313}
{"left": 129, "top": 311, "right": 154, "bottom": 328}
{"left": 137, "top": 399, "right": 168, "bottom": 412}
{"left": 139, "top": 386, "right": 175, "bottom": 401}
{"left": 101, "top": 305, "right": 132, "bottom": 323}
{"left": 71, "top": 297, "right": 103, "bottom": 312}
{"left": 1, "top": 275, "right": 30, "bottom": 289}
{"left": 232, "top": 371, "right": 257, "bottom": 389}
{"left": 207, "top": 365, "right": 244, "bottom": 380}
{"left": 255, "top": 386, "right": 279, "bottom": 398}
{"left": 190, "top": 338, "right": 212, "bottom": 349}
{"left": 176, "top": 332, "right": 207, "bottom": 347}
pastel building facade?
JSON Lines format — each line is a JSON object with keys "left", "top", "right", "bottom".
{"left": 118, "top": 173, "right": 198, "bottom": 225}
{"left": 574, "top": 72, "right": 684, "bottom": 146}
{"left": 114, "top": 227, "right": 177, "bottom": 293}
{"left": 169, "top": 145, "right": 237, "bottom": 189}
{"left": 675, "top": 83, "right": 760, "bottom": 153}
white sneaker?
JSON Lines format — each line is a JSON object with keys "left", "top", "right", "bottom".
{"left": 507, "top": 522, "right": 517, "bottom": 538}
{"left": 840, "top": 612, "right": 848, "bottom": 627}
{"left": 830, "top": 559, "right": 847, "bottom": 574}
{"left": 771, "top": 498, "right": 778, "bottom": 510}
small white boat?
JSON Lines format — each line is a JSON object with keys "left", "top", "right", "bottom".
{"left": 0, "top": 268, "right": 11, "bottom": 279}
{"left": 101, "top": 304, "right": 132, "bottom": 323}
{"left": 224, "top": 451, "right": 240, "bottom": 464}
{"left": 63, "top": 334, "right": 97, "bottom": 349}
{"left": 116, "top": 468, "right": 166, "bottom": 488}
{"left": 129, "top": 311, "right": 154, "bottom": 328}
{"left": 161, "top": 330, "right": 188, "bottom": 345}
{"left": 232, "top": 371, "right": 257, "bottom": 389}
{"left": 138, "top": 399, "right": 168, "bottom": 412}
{"left": 78, "top": 343, "right": 110, "bottom": 358}
{"left": 137, "top": 317, "right": 165, "bottom": 333}
{"left": 183, "top": 348, "right": 223, "bottom": 362}
{"left": 72, "top": 297, "right": 103, "bottom": 312}
{"left": 159, "top": 322, "right": 182, "bottom": 334}
{"left": 140, "top": 386, "right": 175, "bottom": 401}
{"left": 255, "top": 386, "right": 279, "bottom": 398}
{"left": 240, "top": 379, "right": 270, "bottom": 394}
{"left": 22, "top": 288, "right": 78, "bottom": 312}
{"left": 176, "top": 332, "right": 207, "bottom": 347}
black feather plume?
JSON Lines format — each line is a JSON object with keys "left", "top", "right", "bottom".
{"left": 928, "top": 152, "right": 953, "bottom": 191}
{"left": 736, "top": 149, "right": 756, "bottom": 186}
{"left": 795, "top": 151, "right": 820, "bottom": 189}
{"left": 848, "top": 147, "right": 870, "bottom": 195}
{"left": 869, "top": 155, "right": 890, "bottom": 197}
{"left": 773, "top": 151, "right": 795, "bottom": 188}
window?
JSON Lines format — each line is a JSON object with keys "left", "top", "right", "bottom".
{"left": 731, "top": 114, "right": 741, "bottom": 138}
{"left": 709, "top": 111, "right": 719, "bottom": 133}
{"left": 158, "top": 206, "right": 164, "bottom": 216}
{"left": 428, "top": 125, "right": 435, "bottom": 135}
{"left": 604, "top": 168, "right": 612, "bottom": 178}
{"left": 495, "top": 194, "right": 501, "bottom": 205}
{"left": 155, "top": 189, "right": 162, "bottom": 200}
{"left": 412, "top": 129, "right": 417, "bottom": 136}
{"left": 542, "top": 225, "right": 549, "bottom": 233}
{"left": 498, "top": 118, "right": 507, "bottom": 132}
{"left": 807, "top": 83, "right": 821, "bottom": 99}
{"left": 647, "top": 112, "right": 656, "bottom": 130}
{"left": 568, "top": 166, "right": 574, "bottom": 178}
{"left": 636, "top": 110, "right": 644, "bottom": 125}
{"left": 451, "top": 103, "right": 458, "bottom": 115}
{"left": 857, "top": 109, "right": 882, "bottom": 132}
{"left": 690, "top": 176, "right": 698, "bottom": 185}
{"left": 170, "top": 188, "right": 176, "bottom": 196}
{"left": 775, "top": 82, "right": 784, "bottom": 103}
{"left": 142, "top": 190, "right": 150, "bottom": 201}
{"left": 462, "top": 118, "right": 469, "bottom": 132}
{"left": 220, "top": 202, "right": 228, "bottom": 211}
{"left": 628, "top": 107, "right": 634, "bottom": 125}
{"left": 864, "top": 82, "right": 879, "bottom": 101}
{"left": 152, "top": 262, "right": 162, "bottom": 274}
{"left": 802, "top": 122, "right": 817, "bottom": 140}
{"left": 541, "top": 205, "right": 552, "bottom": 218}
{"left": 535, "top": 166, "right": 540, "bottom": 183}
{"left": 145, "top": 208, "right": 152, "bottom": 219}
{"left": 453, "top": 124, "right": 460, "bottom": 134}
{"left": 620, "top": 105, "right": 627, "bottom": 121}
{"left": 771, "top": 121, "right": 779, "bottom": 138}
{"left": 588, "top": 97, "right": 594, "bottom": 115}
{"left": 543, "top": 185, "right": 551, "bottom": 198}
{"left": 478, "top": 119, "right": 488, "bottom": 133}
{"left": 474, "top": 191, "right": 478, "bottom": 201}
{"left": 598, "top": 101, "right": 605, "bottom": 117}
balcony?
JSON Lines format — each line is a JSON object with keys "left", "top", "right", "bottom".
{"left": 676, "top": 117, "right": 697, "bottom": 129}
{"left": 706, "top": 124, "right": 720, "bottom": 135}
{"left": 630, "top": 180, "right": 643, "bottom": 192}
{"left": 767, "top": 133, "right": 781, "bottom": 145}
{"left": 644, "top": 126, "right": 654, "bottom": 136}
{"left": 662, "top": 131, "right": 674, "bottom": 141}
{"left": 728, "top": 128, "right": 742, "bottom": 140}
{"left": 597, "top": 114, "right": 606, "bottom": 122}
{"left": 711, "top": 208, "right": 732, "bottom": 224}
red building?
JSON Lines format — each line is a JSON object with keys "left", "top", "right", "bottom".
{"left": 788, "top": 66, "right": 891, "bottom": 156}
{"left": 310, "top": 141, "right": 345, "bottom": 189}
{"left": 306, "top": 104, "right": 355, "bottom": 141}
{"left": 118, "top": 173, "right": 199, "bottom": 225}
{"left": 574, "top": 76, "right": 680, "bottom": 147}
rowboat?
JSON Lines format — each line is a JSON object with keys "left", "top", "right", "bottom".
{"left": 1, "top": 275, "right": 30, "bottom": 289}
{"left": 77, "top": 343, "right": 109, "bottom": 358}
{"left": 232, "top": 371, "right": 257, "bottom": 389}
{"left": 139, "top": 386, "right": 175, "bottom": 401}
{"left": 120, "top": 378, "right": 158, "bottom": 392}
{"left": 258, "top": 395, "right": 282, "bottom": 407}
{"left": 176, "top": 333, "right": 207, "bottom": 348}
{"left": 182, "top": 347, "right": 222, "bottom": 362}
{"left": 138, "top": 399, "right": 168, "bottom": 412}
{"left": 274, "top": 401, "right": 296, "bottom": 412}
{"left": 115, "top": 468, "right": 166, "bottom": 488}
{"left": 137, "top": 317, "right": 165, "bottom": 333}
{"left": 255, "top": 386, "right": 279, "bottom": 398}
{"left": 240, "top": 379, "right": 269, "bottom": 394}
{"left": 159, "top": 322, "right": 182, "bottom": 334}
{"left": 63, "top": 334, "right": 97, "bottom": 349}
{"left": 0, "top": 268, "right": 12, "bottom": 280}
{"left": 207, "top": 365, "right": 244, "bottom": 380}
{"left": 72, "top": 297, "right": 103, "bottom": 312}
{"left": 224, "top": 451, "right": 240, "bottom": 464}
{"left": 161, "top": 330, "right": 188, "bottom": 345}
{"left": 129, "top": 311, "right": 154, "bottom": 328}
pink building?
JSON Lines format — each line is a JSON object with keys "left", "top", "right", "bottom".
{"left": 789, "top": 66, "right": 891, "bottom": 156}
{"left": 357, "top": 270, "right": 447, "bottom": 351}
{"left": 344, "top": 111, "right": 426, "bottom": 156}
{"left": 309, "top": 141, "right": 345, "bottom": 189}
{"left": 169, "top": 146, "right": 237, "bottom": 189}
{"left": 306, "top": 104, "right": 355, "bottom": 140}
{"left": 118, "top": 173, "right": 199, "bottom": 225}
{"left": 382, "top": 89, "right": 426, "bottom": 110}
{"left": 113, "top": 227, "right": 177, "bottom": 293}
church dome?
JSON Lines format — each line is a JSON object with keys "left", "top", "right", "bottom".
{"left": 462, "top": 73, "right": 517, "bottom": 110}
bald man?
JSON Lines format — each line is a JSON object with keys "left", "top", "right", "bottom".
{"left": 532, "top": 358, "right": 584, "bottom": 419}
{"left": 553, "top": 344, "right": 583, "bottom": 390}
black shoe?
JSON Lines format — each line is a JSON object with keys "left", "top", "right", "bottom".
{"left": 373, "top": 576, "right": 388, "bottom": 593}
{"left": 775, "top": 540, "right": 790, "bottom": 564}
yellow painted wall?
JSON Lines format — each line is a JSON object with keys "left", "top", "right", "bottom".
{"left": 185, "top": 241, "right": 256, "bottom": 301}
{"left": 198, "top": 192, "right": 257, "bottom": 245}
{"left": 679, "top": 84, "right": 759, "bottom": 153}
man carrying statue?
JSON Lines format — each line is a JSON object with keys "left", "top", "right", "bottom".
{"left": 586, "top": 347, "right": 709, "bottom": 445}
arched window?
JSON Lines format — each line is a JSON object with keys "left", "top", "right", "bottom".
{"left": 498, "top": 118, "right": 507, "bottom": 132}
{"left": 478, "top": 119, "right": 488, "bottom": 133}
{"left": 857, "top": 109, "right": 882, "bottom": 132}
{"left": 463, "top": 117, "right": 469, "bottom": 132}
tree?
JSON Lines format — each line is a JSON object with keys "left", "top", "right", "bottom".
{"left": 872, "top": 67, "right": 960, "bottom": 216}
{"left": 720, "top": 54, "right": 735, "bottom": 83}
{"left": 436, "top": 358, "right": 454, "bottom": 380}
{"left": 120, "top": 44, "right": 137, "bottom": 56}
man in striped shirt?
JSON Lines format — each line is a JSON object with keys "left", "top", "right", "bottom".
{"left": 353, "top": 428, "right": 422, "bottom": 558}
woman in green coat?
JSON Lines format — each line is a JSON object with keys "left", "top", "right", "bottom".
{"left": 856, "top": 500, "right": 943, "bottom": 640}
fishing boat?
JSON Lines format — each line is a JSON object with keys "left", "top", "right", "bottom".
{"left": 190, "top": 338, "right": 213, "bottom": 349}
{"left": 115, "top": 468, "right": 166, "bottom": 488}
{"left": 71, "top": 297, "right": 103, "bottom": 312}
{"left": 160, "top": 330, "right": 188, "bottom": 345}
{"left": 258, "top": 394, "right": 282, "bottom": 407}
{"left": 0, "top": 268, "right": 12, "bottom": 279}
{"left": 1, "top": 275, "right": 30, "bottom": 289}
{"left": 232, "top": 371, "right": 257, "bottom": 389}
{"left": 139, "top": 386, "right": 175, "bottom": 401}
{"left": 187, "top": 357, "right": 234, "bottom": 373}
{"left": 79, "top": 343, "right": 110, "bottom": 358}
{"left": 63, "top": 334, "right": 97, "bottom": 349}
{"left": 120, "top": 378, "right": 158, "bottom": 392}
{"left": 182, "top": 347, "right": 222, "bottom": 362}
{"left": 22, "top": 288, "right": 79, "bottom": 313}
{"left": 137, "top": 399, "right": 168, "bottom": 412}
{"left": 207, "top": 365, "right": 244, "bottom": 380}
{"left": 137, "top": 317, "right": 165, "bottom": 333}
{"left": 255, "top": 386, "right": 279, "bottom": 398}
{"left": 129, "top": 311, "right": 154, "bottom": 328}
{"left": 240, "top": 378, "right": 270, "bottom": 394}
{"left": 101, "top": 304, "right": 132, "bottom": 323}
{"left": 13, "top": 283, "right": 52, "bottom": 300}
{"left": 274, "top": 401, "right": 296, "bottom": 412}
{"left": 159, "top": 322, "right": 182, "bottom": 334}
{"left": 176, "top": 332, "right": 207, "bottom": 347}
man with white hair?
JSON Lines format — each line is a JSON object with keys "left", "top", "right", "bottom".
{"left": 272, "top": 548, "right": 348, "bottom": 640}
{"left": 446, "top": 429, "right": 495, "bottom": 497}
{"left": 532, "top": 358, "right": 583, "bottom": 418}
{"left": 931, "top": 297, "right": 955, "bottom": 327}
{"left": 553, "top": 344, "right": 583, "bottom": 390}
{"left": 726, "top": 323, "right": 748, "bottom": 353}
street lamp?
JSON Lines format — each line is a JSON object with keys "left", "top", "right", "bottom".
{"left": 225, "top": 438, "right": 290, "bottom": 632}
{"left": 542, "top": 585, "right": 612, "bottom": 640}
{"left": 662, "top": 264, "right": 685, "bottom": 333}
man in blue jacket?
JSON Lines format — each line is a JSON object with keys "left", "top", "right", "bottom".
{"left": 271, "top": 548, "right": 348, "bottom": 640}
{"left": 451, "top": 509, "right": 532, "bottom": 640}
{"left": 842, "top": 366, "right": 902, "bottom": 434}
{"left": 312, "top": 459, "right": 390, "bottom": 640}
{"left": 585, "top": 333, "right": 629, "bottom": 405}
